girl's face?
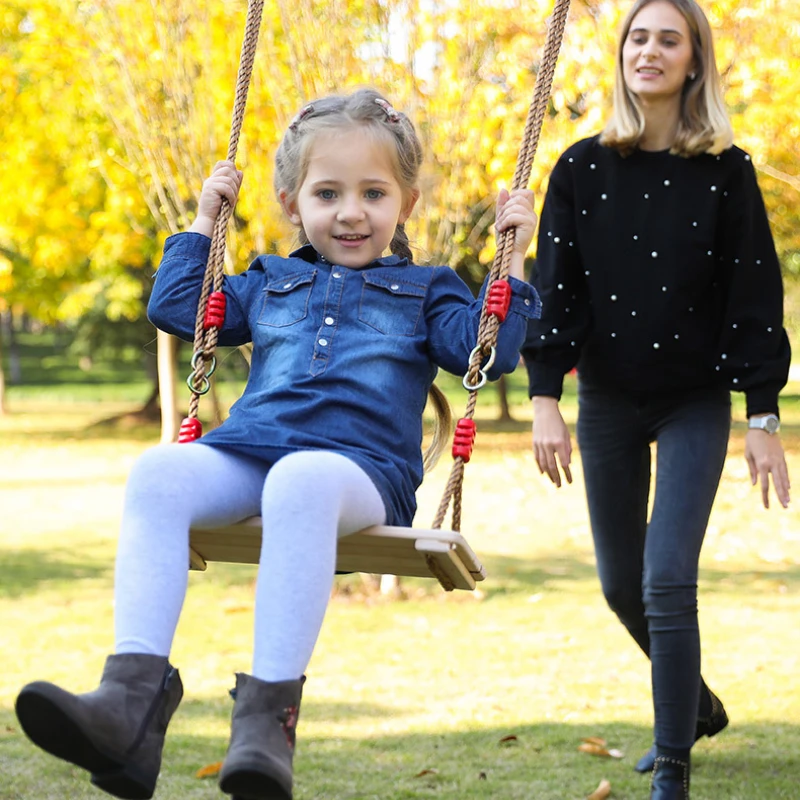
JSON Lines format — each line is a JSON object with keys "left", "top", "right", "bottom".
{"left": 280, "top": 128, "right": 418, "bottom": 269}
{"left": 622, "top": 1, "right": 696, "bottom": 105}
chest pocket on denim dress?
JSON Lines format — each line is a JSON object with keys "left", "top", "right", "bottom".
{"left": 358, "top": 273, "right": 427, "bottom": 336}
{"left": 258, "top": 270, "right": 316, "bottom": 328}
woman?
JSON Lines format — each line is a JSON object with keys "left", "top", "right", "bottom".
{"left": 521, "top": 1, "right": 790, "bottom": 798}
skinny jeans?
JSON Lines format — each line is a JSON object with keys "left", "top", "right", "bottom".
{"left": 576, "top": 380, "right": 730, "bottom": 752}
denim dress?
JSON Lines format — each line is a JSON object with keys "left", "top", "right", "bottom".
{"left": 149, "top": 233, "right": 541, "bottom": 525}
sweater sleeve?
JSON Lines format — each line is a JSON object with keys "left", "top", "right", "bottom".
{"left": 714, "top": 152, "right": 791, "bottom": 417}
{"left": 147, "top": 232, "right": 256, "bottom": 347}
{"left": 520, "top": 152, "right": 592, "bottom": 399}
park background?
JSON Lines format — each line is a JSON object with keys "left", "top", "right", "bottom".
{"left": 1, "top": 0, "right": 799, "bottom": 798}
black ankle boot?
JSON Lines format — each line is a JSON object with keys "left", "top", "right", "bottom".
{"left": 635, "top": 688, "right": 728, "bottom": 773}
{"left": 650, "top": 755, "right": 690, "bottom": 799}
{"left": 695, "top": 687, "right": 728, "bottom": 739}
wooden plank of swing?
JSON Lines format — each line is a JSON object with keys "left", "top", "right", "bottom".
{"left": 188, "top": 519, "right": 486, "bottom": 591}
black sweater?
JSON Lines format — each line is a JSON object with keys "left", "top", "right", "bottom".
{"left": 521, "top": 135, "right": 791, "bottom": 417}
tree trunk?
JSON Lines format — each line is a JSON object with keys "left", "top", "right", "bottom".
{"left": 139, "top": 381, "right": 161, "bottom": 419}
{"left": 497, "top": 374, "right": 513, "bottom": 422}
{"left": 157, "top": 329, "right": 180, "bottom": 443}
{"left": 0, "top": 329, "right": 6, "bottom": 416}
{"left": 2, "top": 310, "right": 21, "bottom": 384}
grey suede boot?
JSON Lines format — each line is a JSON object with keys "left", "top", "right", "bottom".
{"left": 219, "top": 673, "right": 305, "bottom": 800}
{"left": 15, "top": 653, "right": 183, "bottom": 800}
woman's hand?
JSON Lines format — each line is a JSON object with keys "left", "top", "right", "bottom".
{"left": 495, "top": 188, "right": 537, "bottom": 279}
{"left": 745, "top": 430, "right": 791, "bottom": 509}
{"left": 532, "top": 396, "right": 573, "bottom": 488}
{"left": 190, "top": 161, "right": 244, "bottom": 237}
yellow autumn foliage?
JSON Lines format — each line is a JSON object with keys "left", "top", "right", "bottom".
{"left": 1, "top": 0, "right": 799, "bottom": 325}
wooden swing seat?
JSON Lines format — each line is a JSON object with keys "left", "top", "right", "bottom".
{"left": 189, "top": 520, "right": 486, "bottom": 591}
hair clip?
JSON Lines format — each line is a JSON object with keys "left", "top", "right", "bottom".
{"left": 374, "top": 97, "right": 401, "bottom": 123}
{"left": 289, "top": 103, "right": 315, "bottom": 131}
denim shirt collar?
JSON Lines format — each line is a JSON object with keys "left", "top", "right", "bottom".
{"left": 288, "top": 243, "right": 409, "bottom": 270}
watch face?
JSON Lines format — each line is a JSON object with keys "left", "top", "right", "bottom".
{"left": 765, "top": 416, "right": 780, "bottom": 434}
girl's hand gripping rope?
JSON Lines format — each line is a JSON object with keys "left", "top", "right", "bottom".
{"left": 190, "top": 161, "right": 244, "bottom": 238}
{"left": 494, "top": 188, "right": 537, "bottom": 279}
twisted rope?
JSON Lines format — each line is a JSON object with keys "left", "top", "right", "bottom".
{"left": 185, "top": 0, "right": 265, "bottom": 422}
{"left": 183, "top": 0, "right": 571, "bottom": 537}
{"left": 432, "top": 0, "right": 571, "bottom": 531}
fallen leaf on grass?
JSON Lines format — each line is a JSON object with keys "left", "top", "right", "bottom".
{"left": 582, "top": 736, "right": 607, "bottom": 746}
{"left": 414, "top": 768, "right": 439, "bottom": 778}
{"left": 195, "top": 761, "right": 223, "bottom": 779}
{"left": 586, "top": 778, "right": 612, "bottom": 799}
{"left": 578, "top": 738, "right": 624, "bottom": 759}
{"left": 223, "top": 604, "right": 252, "bottom": 614}
{"left": 499, "top": 734, "right": 519, "bottom": 745}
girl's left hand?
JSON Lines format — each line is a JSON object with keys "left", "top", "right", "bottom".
{"left": 495, "top": 188, "right": 537, "bottom": 257}
{"left": 745, "top": 430, "right": 791, "bottom": 509}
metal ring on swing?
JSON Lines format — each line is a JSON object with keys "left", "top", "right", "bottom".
{"left": 186, "top": 351, "right": 217, "bottom": 395}
{"left": 462, "top": 345, "right": 497, "bottom": 391}
{"left": 186, "top": 372, "right": 212, "bottom": 395}
{"left": 190, "top": 350, "right": 217, "bottom": 377}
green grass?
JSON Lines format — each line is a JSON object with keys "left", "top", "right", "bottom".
{"left": 2, "top": 345, "right": 800, "bottom": 798}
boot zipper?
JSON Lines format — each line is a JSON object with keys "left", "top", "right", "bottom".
{"left": 125, "top": 666, "right": 176, "bottom": 755}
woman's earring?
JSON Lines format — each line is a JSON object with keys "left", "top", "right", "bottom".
{"left": 688, "top": 72, "right": 697, "bottom": 80}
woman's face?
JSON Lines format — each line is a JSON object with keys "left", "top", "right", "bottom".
{"left": 622, "top": 1, "right": 696, "bottom": 105}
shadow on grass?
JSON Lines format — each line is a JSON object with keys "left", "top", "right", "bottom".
{"left": 142, "top": 719, "right": 800, "bottom": 800}
{"left": 0, "top": 418, "right": 162, "bottom": 445}
{"left": 478, "top": 553, "right": 600, "bottom": 597}
{"left": 7, "top": 544, "right": 799, "bottom": 604}
{"left": 0, "top": 547, "right": 110, "bottom": 599}
{"left": 2, "top": 709, "right": 798, "bottom": 799}
{"left": 177, "top": 696, "right": 396, "bottom": 726}
{"left": 697, "top": 563, "right": 800, "bottom": 594}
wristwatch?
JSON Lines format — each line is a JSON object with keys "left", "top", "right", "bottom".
{"left": 748, "top": 414, "right": 780, "bottom": 434}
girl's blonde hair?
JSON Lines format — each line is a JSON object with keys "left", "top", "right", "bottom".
{"left": 275, "top": 88, "right": 421, "bottom": 260}
{"left": 600, "top": 0, "right": 733, "bottom": 157}
{"left": 275, "top": 88, "right": 452, "bottom": 471}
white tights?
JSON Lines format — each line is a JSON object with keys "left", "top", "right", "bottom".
{"left": 114, "top": 444, "right": 386, "bottom": 681}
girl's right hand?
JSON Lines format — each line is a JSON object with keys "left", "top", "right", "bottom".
{"left": 191, "top": 161, "right": 243, "bottom": 236}
{"left": 532, "top": 396, "right": 573, "bottom": 487}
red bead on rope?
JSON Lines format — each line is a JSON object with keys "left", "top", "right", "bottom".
{"left": 178, "top": 417, "right": 203, "bottom": 443}
{"left": 203, "top": 291, "right": 226, "bottom": 330}
{"left": 486, "top": 280, "right": 512, "bottom": 322}
{"left": 452, "top": 418, "right": 477, "bottom": 462}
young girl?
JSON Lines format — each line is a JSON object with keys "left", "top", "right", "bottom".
{"left": 15, "top": 88, "right": 540, "bottom": 800}
{"left": 522, "top": 2, "right": 790, "bottom": 798}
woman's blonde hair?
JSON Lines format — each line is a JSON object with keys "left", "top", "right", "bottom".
{"left": 601, "top": 0, "right": 733, "bottom": 157}
{"left": 275, "top": 88, "right": 452, "bottom": 471}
